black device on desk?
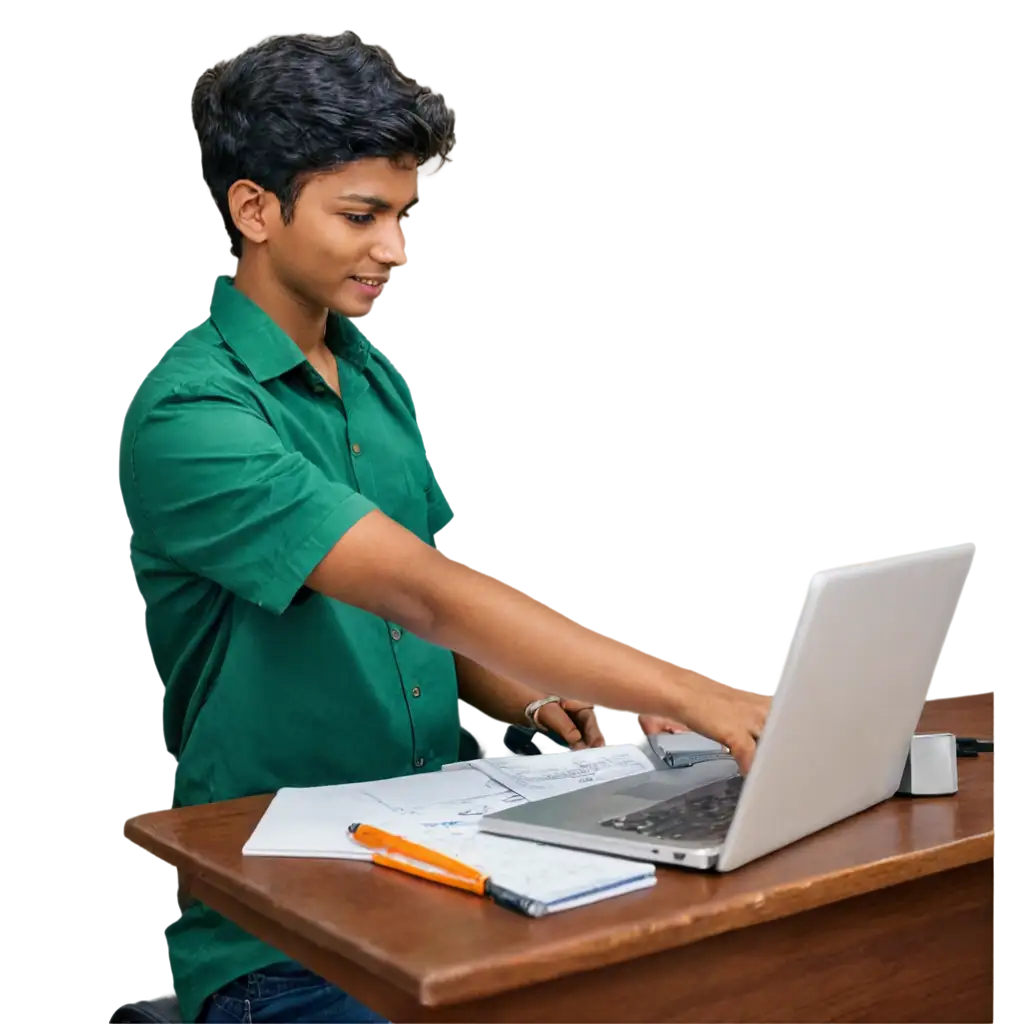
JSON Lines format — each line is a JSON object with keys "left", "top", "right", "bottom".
{"left": 503, "top": 724, "right": 570, "bottom": 755}
{"left": 956, "top": 737, "right": 993, "bottom": 756}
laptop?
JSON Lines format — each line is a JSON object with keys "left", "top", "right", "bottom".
{"left": 480, "top": 543, "right": 975, "bottom": 872}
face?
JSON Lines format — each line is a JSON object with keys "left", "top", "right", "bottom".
{"left": 230, "top": 156, "right": 419, "bottom": 317}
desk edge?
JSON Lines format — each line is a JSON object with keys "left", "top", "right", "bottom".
{"left": 124, "top": 815, "right": 993, "bottom": 1007}
{"left": 414, "top": 830, "right": 994, "bottom": 1005}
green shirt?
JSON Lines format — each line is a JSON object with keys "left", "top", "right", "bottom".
{"left": 119, "top": 277, "right": 460, "bottom": 1022}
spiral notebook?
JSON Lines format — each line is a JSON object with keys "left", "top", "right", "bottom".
{"left": 244, "top": 768, "right": 656, "bottom": 915}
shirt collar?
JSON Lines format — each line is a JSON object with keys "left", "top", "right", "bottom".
{"left": 209, "top": 276, "right": 370, "bottom": 383}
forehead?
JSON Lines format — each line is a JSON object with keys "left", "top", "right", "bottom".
{"left": 303, "top": 156, "right": 419, "bottom": 203}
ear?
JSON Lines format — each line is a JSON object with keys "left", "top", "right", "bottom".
{"left": 227, "top": 179, "right": 280, "bottom": 247}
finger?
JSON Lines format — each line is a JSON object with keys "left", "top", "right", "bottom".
{"left": 748, "top": 713, "right": 766, "bottom": 740}
{"left": 729, "top": 735, "right": 757, "bottom": 775}
{"left": 536, "top": 703, "right": 585, "bottom": 750}
{"left": 647, "top": 716, "right": 688, "bottom": 733}
{"left": 638, "top": 715, "right": 688, "bottom": 736}
{"left": 557, "top": 699, "right": 594, "bottom": 712}
{"left": 573, "top": 709, "right": 605, "bottom": 748}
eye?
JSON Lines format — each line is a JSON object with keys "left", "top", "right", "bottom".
{"left": 343, "top": 213, "right": 375, "bottom": 225}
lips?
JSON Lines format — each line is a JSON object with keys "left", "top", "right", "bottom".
{"left": 348, "top": 275, "right": 387, "bottom": 300}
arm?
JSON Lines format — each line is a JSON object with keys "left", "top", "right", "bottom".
{"left": 307, "top": 511, "right": 768, "bottom": 771}
{"left": 453, "top": 655, "right": 542, "bottom": 728}
{"left": 129, "top": 391, "right": 766, "bottom": 773}
{"left": 454, "top": 654, "right": 604, "bottom": 750}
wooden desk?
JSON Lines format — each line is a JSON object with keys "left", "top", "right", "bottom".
{"left": 126, "top": 694, "right": 993, "bottom": 1022}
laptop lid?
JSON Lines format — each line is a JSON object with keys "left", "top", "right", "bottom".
{"left": 716, "top": 542, "right": 974, "bottom": 871}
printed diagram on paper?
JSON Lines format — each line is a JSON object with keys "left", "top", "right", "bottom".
{"left": 243, "top": 767, "right": 526, "bottom": 858}
{"left": 356, "top": 769, "right": 526, "bottom": 837}
{"left": 467, "top": 744, "right": 656, "bottom": 801}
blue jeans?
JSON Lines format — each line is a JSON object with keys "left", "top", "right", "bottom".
{"left": 198, "top": 961, "right": 388, "bottom": 1023}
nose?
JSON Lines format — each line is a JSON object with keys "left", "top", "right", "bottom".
{"left": 369, "top": 219, "right": 408, "bottom": 268}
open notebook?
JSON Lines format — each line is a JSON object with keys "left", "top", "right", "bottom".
{"left": 244, "top": 768, "right": 656, "bottom": 915}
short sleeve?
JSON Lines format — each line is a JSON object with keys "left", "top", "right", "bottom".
{"left": 129, "top": 387, "right": 377, "bottom": 615}
{"left": 366, "top": 347, "right": 453, "bottom": 541}
{"left": 425, "top": 458, "right": 453, "bottom": 540}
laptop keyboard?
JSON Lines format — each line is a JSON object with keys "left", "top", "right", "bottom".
{"left": 600, "top": 775, "right": 744, "bottom": 844}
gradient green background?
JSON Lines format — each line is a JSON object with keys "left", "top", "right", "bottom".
{"left": 4, "top": 2, "right": 1019, "bottom": 1024}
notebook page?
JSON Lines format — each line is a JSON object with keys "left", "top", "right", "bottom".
{"left": 244, "top": 768, "right": 526, "bottom": 856}
{"left": 440, "top": 749, "right": 561, "bottom": 770}
{"left": 243, "top": 786, "right": 376, "bottom": 858}
{"left": 356, "top": 769, "right": 526, "bottom": 822}
{"left": 467, "top": 744, "right": 657, "bottom": 801}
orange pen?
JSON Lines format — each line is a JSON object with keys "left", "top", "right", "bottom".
{"left": 348, "top": 823, "right": 545, "bottom": 916}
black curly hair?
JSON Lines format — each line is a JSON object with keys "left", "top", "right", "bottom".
{"left": 191, "top": 32, "right": 456, "bottom": 256}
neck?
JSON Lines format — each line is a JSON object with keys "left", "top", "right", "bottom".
{"left": 233, "top": 252, "right": 329, "bottom": 355}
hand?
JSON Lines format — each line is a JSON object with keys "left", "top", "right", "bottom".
{"left": 674, "top": 680, "right": 771, "bottom": 774}
{"left": 535, "top": 699, "right": 605, "bottom": 751}
{"left": 638, "top": 715, "right": 690, "bottom": 735}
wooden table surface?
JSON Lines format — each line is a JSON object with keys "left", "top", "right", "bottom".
{"left": 125, "top": 693, "right": 993, "bottom": 1015}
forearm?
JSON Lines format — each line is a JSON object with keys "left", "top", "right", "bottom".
{"left": 309, "top": 511, "right": 767, "bottom": 770}
{"left": 308, "top": 511, "right": 702, "bottom": 723}
{"left": 454, "top": 654, "right": 542, "bottom": 727}
{"left": 423, "top": 558, "right": 698, "bottom": 719}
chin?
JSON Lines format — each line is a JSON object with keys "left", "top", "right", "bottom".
{"left": 335, "top": 304, "right": 372, "bottom": 318}
{"left": 325, "top": 296, "right": 366, "bottom": 319}
{"left": 330, "top": 292, "right": 374, "bottom": 318}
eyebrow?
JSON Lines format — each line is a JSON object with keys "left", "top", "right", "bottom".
{"left": 335, "top": 193, "right": 419, "bottom": 212}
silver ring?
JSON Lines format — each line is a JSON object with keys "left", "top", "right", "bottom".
{"left": 524, "top": 696, "right": 565, "bottom": 729}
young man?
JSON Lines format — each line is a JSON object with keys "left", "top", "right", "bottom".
{"left": 119, "top": 31, "right": 770, "bottom": 1024}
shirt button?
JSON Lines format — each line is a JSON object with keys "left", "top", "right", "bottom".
{"left": 390, "top": 627, "right": 402, "bottom": 641}
{"left": 414, "top": 757, "right": 425, "bottom": 768}
{"left": 351, "top": 442, "right": 362, "bottom": 455}
{"left": 411, "top": 686, "right": 421, "bottom": 698}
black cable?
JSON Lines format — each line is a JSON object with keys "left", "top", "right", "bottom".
{"left": 955, "top": 737, "right": 994, "bottom": 757}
